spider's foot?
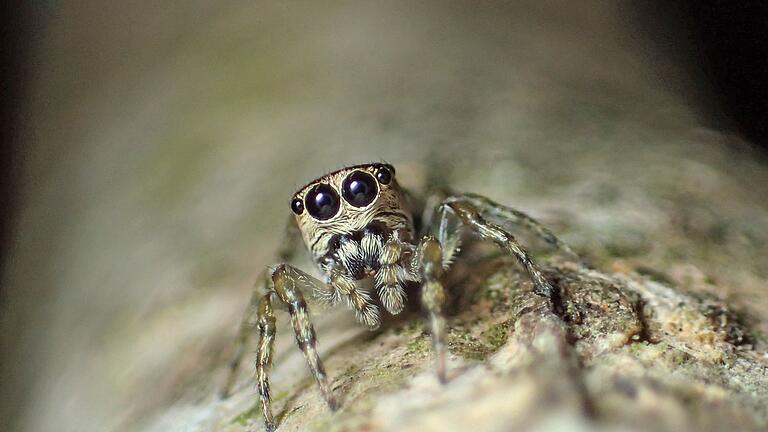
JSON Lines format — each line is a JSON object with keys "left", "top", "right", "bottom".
{"left": 325, "top": 393, "right": 339, "bottom": 411}
{"left": 533, "top": 281, "right": 556, "bottom": 299}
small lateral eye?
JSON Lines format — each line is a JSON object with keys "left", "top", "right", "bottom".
{"left": 290, "top": 197, "right": 304, "bottom": 215}
{"left": 305, "top": 184, "right": 340, "bottom": 220}
{"left": 342, "top": 171, "right": 378, "bottom": 207}
{"left": 375, "top": 165, "right": 393, "bottom": 185}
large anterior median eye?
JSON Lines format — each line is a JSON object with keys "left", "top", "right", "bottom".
{"left": 342, "top": 171, "right": 378, "bottom": 207}
{"left": 305, "top": 184, "right": 340, "bottom": 220}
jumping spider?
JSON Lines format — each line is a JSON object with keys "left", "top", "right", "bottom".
{"left": 221, "top": 163, "right": 576, "bottom": 431}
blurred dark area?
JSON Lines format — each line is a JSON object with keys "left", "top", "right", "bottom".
{"left": 0, "top": 1, "right": 31, "bottom": 282}
{"left": 633, "top": 1, "right": 768, "bottom": 149}
{"left": 683, "top": 1, "right": 768, "bottom": 148}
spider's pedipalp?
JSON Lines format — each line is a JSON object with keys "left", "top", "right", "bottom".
{"left": 255, "top": 293, "right": 277, "bottom": 431}
{"left": 374, "top": 239, "right": 408, "bottom": 314}
{"left": 329, "top": 266, "right": 381, "bottom": 329}
{"left": 219, "top": 269, "right": 270, "bottom": 399}
{"left": 221, "top": 217, "right": 304, "bottom": 400}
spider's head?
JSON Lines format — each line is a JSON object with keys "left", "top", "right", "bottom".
{"left": 290, "top": 163, "right": 413, "bottom": 259}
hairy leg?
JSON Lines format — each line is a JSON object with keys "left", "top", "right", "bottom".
{"left": 271, "top": 264, "right": 337, "bottom": 409}
{"left": 451, "top": 193, "right": 579, "bottom": 261}
{"left": 444, "top": 199, "right": 556, "bottom": 298}
{"left": 220, "top": 217, "right": 303, "bottom": 399}
{"left": 220, "top": 269, "right": 271, "bottom": 398}
{"left": 246, "top": 264, "right": 336, "bottom": 432}
{"left": 419, "top": 190, "right": 463, "bottom": 268}
{"left": 254, "top": 292, "right": 277, "bottom": 431}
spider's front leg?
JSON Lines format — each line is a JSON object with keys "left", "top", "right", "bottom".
{"left": 256, "top": 264, "right": 338, "bottom": 432}
{"left": 220, "top": 217, "right": 303, "bottom": 399}
{"left": 254, "top": 291, "right": 277, "bottom": 430}
{"left": 457, "top": 193, "right": 580, "bottom": 262}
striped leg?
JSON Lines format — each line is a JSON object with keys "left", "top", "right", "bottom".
{"left": 444, "top": 199, "right": 556, "bottom": 298}
{"left": 238, "top": 264, "right": 337, "bottom": 432}
{"left": 221, "top": 217, "right": 302, "bottom": 399}
{"left": 452, "top": 193, "right": 579, "bottom": 261}
{"left": 417, "top": 236, "right": 448, "bottom": 383}
{"left": 220, "top": 270, "right": 271, "bottom": 399}
{"left": 271, "top": 264, "right": 337, "bottom": 413}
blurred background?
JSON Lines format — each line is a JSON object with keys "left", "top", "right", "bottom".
{"left": 1, "top": 1, "right": 767, "bottom": 432}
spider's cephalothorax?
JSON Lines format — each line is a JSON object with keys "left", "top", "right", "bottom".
{"left": 291, "top": 163, "right": 413, "bottom": 258}
{"left": 289, "top": 163, "right": 418, "bottom": 324}
{"left": 221, "top": 163, "right": 578, "bottom": 432}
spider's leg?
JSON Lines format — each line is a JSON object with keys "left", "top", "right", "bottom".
{"left": 220, "top": 270, "right": 270, "bottom": 398}
{"left": 220, "top": 217, "right": 303, "bottom": 399}
{"left": 254, "top": 292, "right": 277, "bottom": 432}
{"left": 416, "top": 236, "right": 448, "bottom": 383}
{"left": 444, "top": 199, "right": 556, "bottom": 299}
{"left": 374, "top": 238, "right": 409, "bottom": 315}
{"left": 419, "top": 190, "right": 463, "bottom": 269}
{"left": 451, "top": 193, "right": 579, "bottom": 262}
{"left": 247, "top": 264, "right": 336, "bottom": 432}
{"left": 271, "top": 264, "right": 337, "bottom": 411}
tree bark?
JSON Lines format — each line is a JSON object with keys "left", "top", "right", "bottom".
{"left": 3, "top": 2, "right": 768, "bottom": 432}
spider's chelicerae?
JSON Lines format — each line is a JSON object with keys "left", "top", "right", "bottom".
{"left": 221, "top": 163, "right": 576, "bottom": 431}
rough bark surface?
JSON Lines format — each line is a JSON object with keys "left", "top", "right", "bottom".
{"left": 3, "top": 2, "right": 768, "bottom": 432}
{"left": 201, "top": 261, "right": 768, "bottom": 432}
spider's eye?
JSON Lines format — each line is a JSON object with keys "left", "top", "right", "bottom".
{"left": 342, "top": 171, "right": 378, "bottom": 207}
{"left": 305, "top": 184, "right": 340, "bottom": 220}
{"left": 375, "top": 165, "right": 393, "bottom": 185}
{"left": 290, "top": 197, "right": 304, "bottom": 215}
